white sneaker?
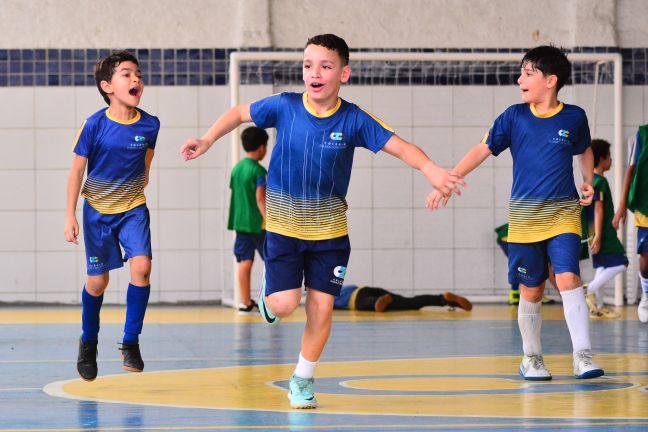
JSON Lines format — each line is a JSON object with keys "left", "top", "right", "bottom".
{"left": 519, "top": 355, "right": 552, "bottom": 381}
{"left": 573, "top": 349, "right": 604, "bottom": 379}
{"left": 585, "top": 292, "right": 599, "bottom": 315}
{"left": 638, "top": 295, "right": 648, "bottom": 323}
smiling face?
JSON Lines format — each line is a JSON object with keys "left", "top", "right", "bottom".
{"left": 100, "top": 61, "right": 143, "bottom": 110}
{"left": 517, "top": 62, "right": 557, "bottom": 105}
{"left": 302, "top": 44, "right": 350, "bottom": 113}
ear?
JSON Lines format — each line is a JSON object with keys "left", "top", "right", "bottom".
{"left": 100, "top": 80, "right": 113, "bottom": 95}
{"left": 341, "top": 65, "right": 351, "bottom": 83}
{"left": 545, "top": 74, "right": 558, "bottom": 89}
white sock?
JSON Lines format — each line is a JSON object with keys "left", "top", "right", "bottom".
{"left": 518, "top": 297, "right": 542, "bottom": 356}
{"left": 560, "top": 287, "right": 591, "bottom": 353}
{"left": 640, "top": 273, "right": 648, "bottom": 296}
{"left": 294, "top": 352, "right": 317, "bottom": 379}
{"left": 588, "top": 265, "right": 626, "bottom": 308}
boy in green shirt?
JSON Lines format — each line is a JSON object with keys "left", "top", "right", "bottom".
{"left": 584, "top": 139, "right": 627, "bottom": 319}
{"left": 228, "top": 127, "right": 268, "bottom": 313}
{"left": 614, "top": 125, "right": 648, "bottom": 323}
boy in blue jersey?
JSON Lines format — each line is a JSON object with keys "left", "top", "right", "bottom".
{"left": 584, "top": 139, "right": 626, "bottom": 319}
{"left": 181, "top": 34, "right": 464, "bottom": 408}
{"left": 614, "top": 125, "right": 648, "bottom": 323}
{"left": 429, "top": 46, "right": 603, "bottom": 381}
{"left": 64, "top": 51, "right": 160, "bottom": 381}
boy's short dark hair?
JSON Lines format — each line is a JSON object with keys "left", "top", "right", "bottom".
{"left": 591, "top": 138, "right": 611, "bottom": 166}
{"left": 94, "top": 51, "right": 139, "bottom": 105}
{"left": 521, "top": 45, "right": 571, "bottom": 92}
{"left": 241, "top": 126, "right": 269, "bottom": 152}
{"left": 305, "top": 34, "right": 350, "bottom": 66}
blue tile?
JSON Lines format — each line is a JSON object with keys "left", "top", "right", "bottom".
{"left": 22, "top": 75, "right": 33, "bottom": 86}
{"left": 85, "top": 75, "right": 95, "bottom": 85}
{"left": 99, "top": 49, "right": 111, "bottom": 59}
{"left": 201, "top": 49, "right": 214, "bottom": 60}
{"left": 74, "top": 75, "right": 86, "bottom": 86}
{"left": 177, "top": 49, "right": 187, "bottom": 60}
{"left": 0, "top": 50, "right": 7, "bottom": 61}
{"left": 87, "top": 49, "right": 98, "bottom": 61}
{"left": 47, "top": 62, "right": 59, "bottom": 73}
{"left": 163, "top": 49, "right": 175, "bottom": 60}
{"left": 189, "top": 49, "right": 200, "bottom": 60}
{"left": 164, "top": 61, "right": 174, "bottom": 73}
{"left": 47, "top": 74, "right": 59, "bottom": 85}
{"left": 176, "top": 61, "right": 187, "bottom": 73}
{"left": 137, "top": 49, "right": 150, "bottom": 61}
{"left": 35, "top": 75, "right": 46, "bottom": 86}
{"left": 189, "top": 61, "right": 200, "bottom": 73}
{"left": 189, "top": 75, "right": 201, "bottom": 85}
{"left": 150, "top": 61, "right": 161, "bottom": 73}
{"left": 35, "top": 49, "right": 46, "bottom": 61}
{"left": 61, "top": 61, "right": 72, "bottom": 73}
{"left": 9, "top": 61, "right": 20, "bottom": 73}
{"left": 61, "top": 49, "right": 72, "bottom": 60}
{"left": 35, "top": 61, "right": 46, "bottom": 74}
{"left": 150, "top": 74, "right": 162, "bottom": 85}
{"left": 9, "top": 49, "right": 20, "bottom": 61}
{"left": 0, "top": 75, "right": 8, "bottom": 86}
{"left": 73, "top": 49, "right": 85, "bottom": 61}
{"left": 22, "top": 62, "right": 34, "bottom": 73}
{"left": 163, "top": 75, "right": 175, "bottom": 85}
{"left": 22, "top": 49, "right": 34, "bottom": 61}
{"left": 200, "top": 75, "right": 213, "bottom": 85}
{"left": 150, "top": 49, "right": 161, "bottom": 60}
{"left": 73, "top": 62, "right": 85, "bottom": 73}
{"left": 61, "top": 75, "right": 72, "bottom": 86}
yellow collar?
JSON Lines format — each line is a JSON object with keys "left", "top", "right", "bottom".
{"left": 530, "top": 102, "right": 563, "bottom": 118}
{"left": 105, "top": 108, "right": 141, "bottom": 124}
{"left": 302, "top": 92, "right": 341, "bottom": 118}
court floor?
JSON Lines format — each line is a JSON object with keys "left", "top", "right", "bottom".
{"left": 1, "top": 304, "right": 647, "bottom": 431}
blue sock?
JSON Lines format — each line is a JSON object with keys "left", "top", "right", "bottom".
{"left": 511, "top": 283, "right": 519, "bottom": 291}
{"left": 81, "top": 286, "right": 103, "bottom": 344}
{"left": 123, "top": 283, "right": 150, "bottom": 344}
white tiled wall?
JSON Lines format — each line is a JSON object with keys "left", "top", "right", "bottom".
{"left": 0, "top": 84, "right": 646, "bottom": 304}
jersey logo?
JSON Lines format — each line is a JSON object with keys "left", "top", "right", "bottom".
{"left": 330, "top": 132, "right": 344, "bottom": 141}
{"left": 134, "top": 135, "right": 147, "bottom": 142}
{"left": 558, "top": 130, "right": 570, "bottom": 138}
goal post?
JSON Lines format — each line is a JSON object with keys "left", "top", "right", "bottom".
{"left": 226, "top": 50, "right": 625, "bottom": 307}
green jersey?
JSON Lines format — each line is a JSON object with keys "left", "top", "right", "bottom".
{"left": 228, "top": 158, "right": 267, "bottom": 233}
{"left": 586, "top": 173, "right": 625, "bottom": 255}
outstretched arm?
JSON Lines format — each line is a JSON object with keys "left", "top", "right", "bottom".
{"left": 181, "top": 104, "right": 252, "bottom": 161}
{"left": 64, "top": 155, "right": 87, "bottom": 245}
{"left": 613, "top": 164, "right": 635, "bottom": 229}
{"left": 578, "top": 147, "right": 594, "bottom": 206}
{"left": 425, "top": 142, "right": 491, "bottom": 209}
{"left": 381, "top": 134, "right": 465, "bottom": 199}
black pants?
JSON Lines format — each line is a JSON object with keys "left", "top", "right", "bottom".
{"left": 353, "top": 287, "right": 445, "bottom": 311}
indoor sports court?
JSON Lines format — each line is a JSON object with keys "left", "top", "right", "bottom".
{"left": 1, "top": 1, "right": 648, "bottom": 431}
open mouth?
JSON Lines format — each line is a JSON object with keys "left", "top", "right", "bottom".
{"left": 129, "top": 87, "right": 139, "bottom": 96}
{"left": 311, "top": 82, "right": 323, "bottom": 89}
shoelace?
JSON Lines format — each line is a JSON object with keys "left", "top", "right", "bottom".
{"left": 576, "top": 351, "right": 593, "bottom": 367}
{"left": 529, "top": 355, "right": 545, "bottom": 370}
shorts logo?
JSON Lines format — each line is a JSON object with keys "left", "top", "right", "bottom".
{"left": 333, "top": 265, "right": 346, "bottom": 279}
{"left": 89, "top": 257, "right": 100, "bottom": 264}
{"left": 330, "top": 132, "right": 344, "bottom": 141}
{"left": 517, "top": 266, "right": 527, "bottom": 275}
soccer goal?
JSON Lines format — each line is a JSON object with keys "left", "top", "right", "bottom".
{"left": 223, "top": 51, "right": 624, "bottom": 305}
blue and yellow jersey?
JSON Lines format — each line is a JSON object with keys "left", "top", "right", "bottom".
{"left": 250, "top": 92, "right": 394, "bottom": 240}
{"left": 483, "top": 103, "right": 591, "bottom": 243}
{"left": 73, "top": 108, "right": 160, "bottom": 214}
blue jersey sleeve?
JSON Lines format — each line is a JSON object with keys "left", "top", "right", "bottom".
{"left": 250, "top": 94, "right": 281, "bottom": 129}
{"left": 354, "top": 107, "right": 395, "bottom": 153}
{"left": 484, "top": 106, "right": 513, "bottom": 156}
{"left": 148, "top": 116, "right": 160, "bottom": 150}
{"left": 72, "top": 118, "right": 96, "bottom": 158}
{"left": 572, "top": 110, "right": 591, "bottom": 155}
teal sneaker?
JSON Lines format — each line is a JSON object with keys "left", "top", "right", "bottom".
{"left": 288, "top": 374, "right": 317, "bottom": 409}
{"left": 258, "top": 277, "right": 280, "bottom": 325}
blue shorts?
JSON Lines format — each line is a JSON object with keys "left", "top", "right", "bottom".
{"left": 234, "top": 231, "right": 265, "bottom": 262}
{"left": 638, "top": 227, "right": 648, "bottom": 254}
{"left": 263, "top": 231, "right": 351, "bottom": 296}
{"left": 508, "top": 233, "right": 581, "bottom": 287}
{"left": 83, "top": 201, "right": 152, "bottom": 276}
{"left": 592, "top": 253, "right": 629, "bottom": 269}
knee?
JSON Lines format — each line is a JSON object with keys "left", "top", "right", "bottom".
{"left": 130, "top": 257, "right": 152, "bottom": 284}
{"left": 86, "top": 275, "right": 109, "bottom": 296}
{"left": 267, "top": 293, "right": 300, "bottom": 317}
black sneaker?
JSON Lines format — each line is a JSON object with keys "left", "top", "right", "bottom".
{"left": 77, "top": 337, "right": 98, "bottom": 381}
{"left": 238, "top": 299, "right": 258, "bottom": 314}
{"left": 119, "top": 342, "right": 144, "bottom": 372}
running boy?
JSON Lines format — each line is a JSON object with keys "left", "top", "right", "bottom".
{"left": 229, "top": 126, "right": 268, "bottom": 313}
{"left": 181, "top": 34, "right": 463, "bottom": 408}
{"left": 584, "top": 139, "right": 627, "bottom": 319}
{"left": 429, "top": 45, "right": 603, "bottom": 380}
{"left": 613, "top": 125, "right": 648, "bottom": 323}
{"left": 64, "top": 51, "right": 160, "bottom": 381}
